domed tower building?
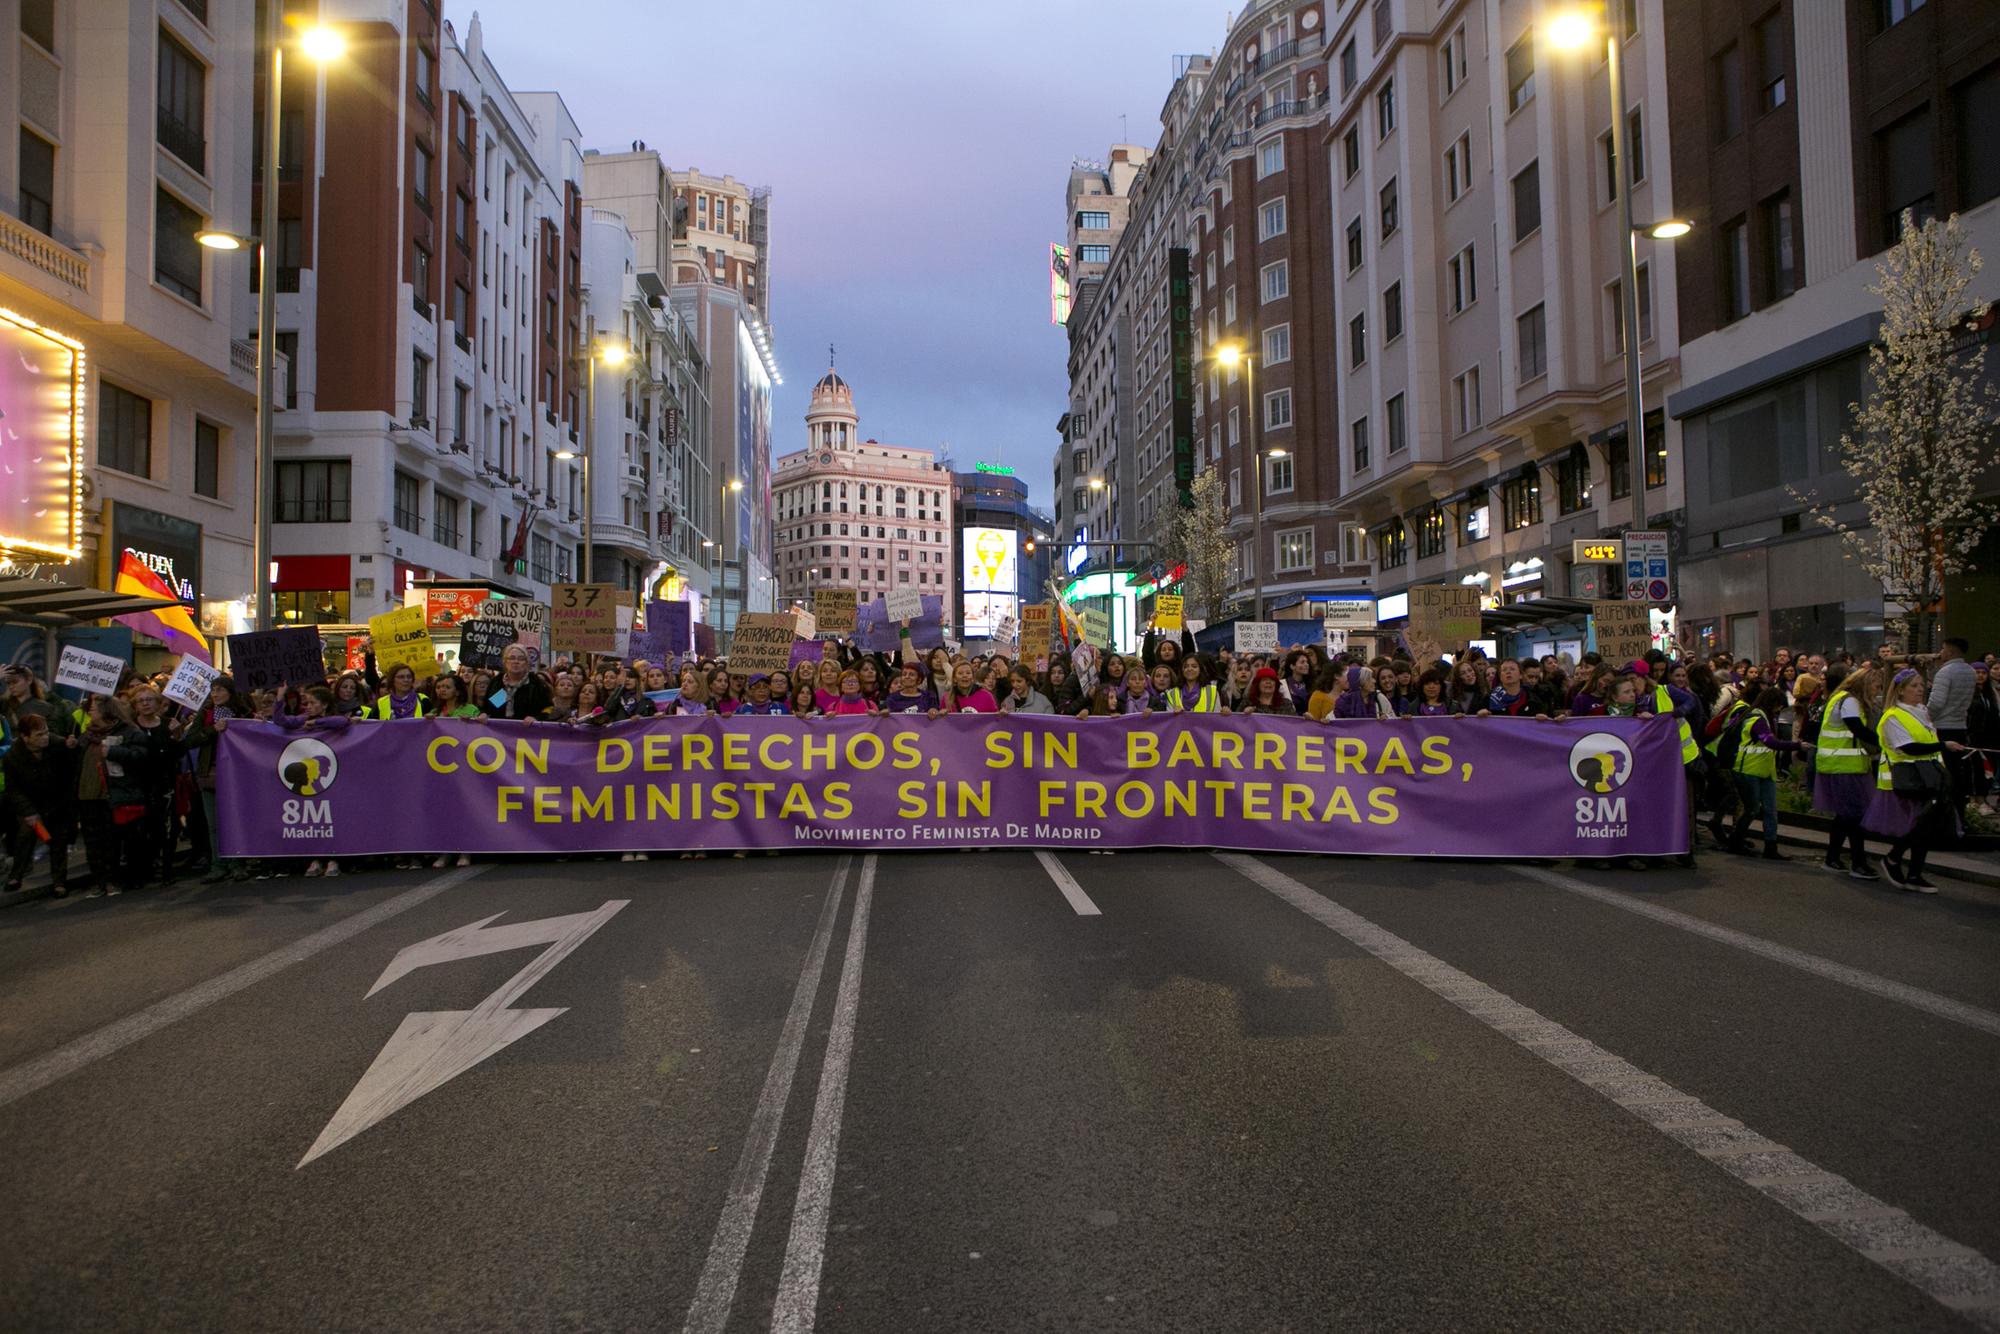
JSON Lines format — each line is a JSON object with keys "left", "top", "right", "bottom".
{"left": 772, "top": 362, "right": 957, "bottom": 631}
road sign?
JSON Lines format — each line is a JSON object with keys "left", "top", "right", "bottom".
{"left": 1623, "top": 531, "right": 1670, "bottom": 602}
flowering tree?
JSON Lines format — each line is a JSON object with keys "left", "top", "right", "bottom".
{"left": 1166, "top": 467, "right": 1236, "bottom": 624}
{"left": 1799, "top": 213, "right": 1998, "bottom": 652}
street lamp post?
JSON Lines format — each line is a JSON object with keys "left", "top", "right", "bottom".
{"left": 1213, "top": 343, "right": 1274, "bottom": 622}
{"left": 720, "top": 477, "right": 744, "bottom": 641}
{"left": 556, "top": 322, "right": 627, "bottom": 587}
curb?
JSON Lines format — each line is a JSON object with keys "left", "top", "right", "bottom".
{"left": 1770, "top": 828, "right": 2000, "bottom": 890}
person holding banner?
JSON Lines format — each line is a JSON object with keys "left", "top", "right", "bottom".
{"left": 788, "top": 682, "right": 822, "bottom": 718}
{"left": 735, "top": 676, "right": 790, "bottom": 716}
{"left": 1041, "top": 658, "right": 1083, "bottom": 715}
{"left": 482, "top": 645, "right": 551, "bottom": 721}
{"left": 999, "top": 666, "right": 1055, "bottom": 715}
{"left": 881, "top": 662, "right": 935, "bottom": 715}
{"left": 704, "top": 668, "right": 740, "bottom": 717}
{"left": 361, "top": 664, "right": 429, "bottom": 720}
{"left": 4, "top": 714, "right": 77, "bottom": 896}
{"left": 607, "top": 669, "right": 657, "bottom": 722}
{"left": 430, "top": 675, "right": 484, "bottom": 721}
{"left": 329, "top": 672, "right": 369, "bottom": 718}
{"left": 179, "top": 675, "right": 239, "bottom": 883}
{"left": 930, "top": 661, "right": 998, "bottom": 716}
{"left": 1170, "top": 656, "right": 1225, "bottom": 713}
{"left": 1239, "top": 668, "right": 1289, "bottom": 716}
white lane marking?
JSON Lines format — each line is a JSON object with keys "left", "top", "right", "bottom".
{"left": 300, "top": 900, "right": 630, "bottom": 1167}
{"left": 1035, "top": 849, "right": 1102, "bottom": 916}
{"left": 0, "top": 865, "right": 485, "bottom": 1113}
{"left": 1512, "top": 864, "right": 2000, "bottom": 1040}
{"left": 682, "top": 857, "right": 850, "bottom": 1334}
{"left": 1216, "top": 852, "right": 2000, "bottom": 1323}
{"left": 770, "top": 853, "right": 877, "bottom": 1334}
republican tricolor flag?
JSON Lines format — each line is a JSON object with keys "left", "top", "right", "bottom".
{"left": 112, "top": 551, "right": 211, "bottom": 663}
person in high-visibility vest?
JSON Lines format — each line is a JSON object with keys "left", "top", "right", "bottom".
{"left": 361, "top": 663, "right": 429, "bottom": 720}
{"left": 1168, "top": 655, "right": 1225, "bottom": 713}
{"left": 1865, "top": 667, "right": 1966, "bottom": 893}
{"left": 1724, "top": 687, "right": 1811, "bottom": 859}
{"left": 1701, "top": 692, "right": 1752, "bottom": 847}
{"left": 1810, "top": 667, "right": 1883, "bottom": 880}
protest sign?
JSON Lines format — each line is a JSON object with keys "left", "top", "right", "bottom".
{"left": 626, "top": 622, "right": 669, "bottom": 666}
{"left": 1406, "top": 585, "right": 1482, "bottom": 663}
{"left": 793, "top": 609, "right": 818, "bottom": 641}
{"left": 1154, "top": 594, "right": 1185, "bottom": 631}
{"left": 483, "top": 598, "right": 549, "bottom": 641}
{"left": 54, "top": 645, "right": 125, "bottom": 695}
{"left": 694, "top": 623, "right": 717, "bottom": 657}
{"left": 219, "top": 715, "right": 1690, "bottom": 860}
{"left": 226, "top": 626, "right": 327, "bottom": 691}
{"left": 369, "top": 605, "right": 438, "bottom": 677}
{"left": 1078, "top": 608, "right": 1110, "bottom": 648}
{"left": 458, "top": 619, "right": 517, "bottom": 670}
{"left": 551, "top": 583, "right": 619, "bottom": 653}
{"left": 162, "top": 654, "right": 221, "bottom": 710}
{"left": 651, "top": 600, "right": 692, "bottom": 654}
{"left": 1323, "top": 625, "right": 1349, "bottom": 656}
{"left": 992, "top": 614, "right": 1017, "bottom": 648}
{"left": 856, "top": 595, "right": 945, "bottom": 652}
{"left": 1592, "top": 601, "right": 1653, "bottom": 662}
{"left": 815, "top": 589, "right": 858, "bottom": 635}
{"left": 730, "top": 612, "right": 798, "bottom": 675}
{"left": 884, "top": 588, "right": 924, "bottom": 623}
{"left": 613, "top": 605, "right": 636, "bottom": 660}
{"left": 1234, "top": 621, "right": 1279, "bottom": 654}
{"left": 1019, "top": 604, "right": 1052, "bottom": 662}
{"left": 789, "top": 640, "right": 825, "bottom": 670}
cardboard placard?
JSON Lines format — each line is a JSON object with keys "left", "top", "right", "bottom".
{"left": 1592, "top": 600, "right": 1653, "bottom": 663}
{"left": 792, "top": 609, "right": 818, "bottom": 641}
{"left": 550, "top": 583, "right": 619, "bottom": 653}
{"left": 368, "top": 605, "right": 438, "bottom": 677}
{"left": 613, "top": 605, "right": 636, "bottom": 660}
{"left": 1019, "top": 604, "right": 1052, "bottom": 662}
{"left": 483, "top": 598, "right": 549, "bottom": 640}
{"left": 162, "top": 654, "right": 221, "bottom": 709}
{"left": 1234, "top": 621, "right": 1279, "bottom": 654}
{"left": 1154, "top": 594, "right": 1184, "bottom": 631}
{"left": 226, "top": 626, "right": 328, "bottom": 692}
{"left": 1408, "top": 584, "right": 1483, "bottom": 644}
{"left": 458, "top": 619, "right": 516, "bottom": 670}
{"left": 54, "top": 645, "right": 125, "bottom": 695}
{"left": 729, "top": 612, "right": 799, "bottom": 675}
{"left": 1078, "top": 608, "right": 1110, "bottom": 648}
{"left": 884, "top": 588, "right": 924, "bottom": 623}
{"left": 815, "top": 588, "right": 858, "bottom": 635}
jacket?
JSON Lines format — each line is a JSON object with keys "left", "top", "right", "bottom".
{"left": 1928, "top": 658, "right": 1976, "bottom": 730}
{"left": 3, "top": 741, "right": 78, "bottom": 822}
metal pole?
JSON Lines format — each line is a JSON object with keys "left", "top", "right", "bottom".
{"left": 1607, "top": 15, "right": 1646, "bottom": 533}
{"left": 581, "top": 312, "right": 594, "bottom": 585}
{"left": 720, "top": 481, "right": 731, "bottom": 645}
{"left": 252, "top": 0, "right": 282, "bottom": 631}
{"left": 1247, "top": 354, "right": 1263, "bottom": 621}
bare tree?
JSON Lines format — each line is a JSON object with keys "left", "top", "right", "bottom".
{"left": 1793, "top": 212, "right": 1998, "bottom": 652}
{"left": 1165, "top": 468, "right": 1236, "bottom": 624}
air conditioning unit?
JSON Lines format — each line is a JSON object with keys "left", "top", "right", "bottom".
{"left": 1339, "top": 522, "right": 1368, "bottom": 567}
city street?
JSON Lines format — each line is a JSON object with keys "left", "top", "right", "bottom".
{"left": 1, "top": 850, "right": 1997, "bottom": 1332}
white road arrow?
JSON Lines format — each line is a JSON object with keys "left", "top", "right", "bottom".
{"left": 301, "top": 900, "right": 628, "bottom": 1168}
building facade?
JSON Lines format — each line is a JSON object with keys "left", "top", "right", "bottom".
{"left": 1, "top": 0, "right": 260, "bottom": 643}
{"left": 773, "top": 370, "right": 957, "bottom": 627}
{"left": 1664, "top": 0, "right": 2000, "bottom": 658}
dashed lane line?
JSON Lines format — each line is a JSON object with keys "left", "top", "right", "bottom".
{"left": 1035, "top": 850, "right": 1103, "bottom": 916}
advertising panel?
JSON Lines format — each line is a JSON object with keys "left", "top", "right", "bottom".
{"left": 0, "top": 308, "right": 85, "bottom": 563}
{"left": 962, "top": 525, "right": 1018, "bottom": 638}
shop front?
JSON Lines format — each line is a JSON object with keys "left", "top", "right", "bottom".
{"left": 101, "top": 500, "right": 204, "bottom": 671}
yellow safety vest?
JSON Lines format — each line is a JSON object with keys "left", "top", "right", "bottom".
{"left": 1705, "top": 700, "right": 1748, "bottom": 756}
{"left": 1169, "top": 683, "right": 1221, "bottom": 713}
{"left": 1813, "top": 690, "right": 1870, "bottom": 775}
{"left": 1655, "top": 684, "right": 1697, "bottom": 765}
{"left": 1733, "top": 710, "right": 1776, "bottom": 778}
{"left": 364, "top": 694, "right": 427, "bottom": 720}
{"left": 1876, "top": 704, "right": 1939, "bottom": 791}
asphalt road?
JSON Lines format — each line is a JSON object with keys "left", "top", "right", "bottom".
{"left": 1, "top": 848, "right": 1996, "bottom": 1333}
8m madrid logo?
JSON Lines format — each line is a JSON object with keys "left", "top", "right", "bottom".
{"left": 278, "top": 737, "right": 338, "bottom": 837}
{"left": 1568, "top": 732, "right": 1633, "bottom": 838}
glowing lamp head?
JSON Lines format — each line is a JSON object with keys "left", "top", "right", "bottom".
{"left": 727, "top": 479, "right": 744, "bottom": 493}
{"left": 554, "top": 448, "right": 578, "bottom": 460}
{"left": 597, "top": 341, "right": 630, "bottom": 367}
{"left": 1544, "top": 9, "right": 1599, "bottom": 51}
{"left": 1213, "top": 343, "right": 1245, "bottom": 367}
{"left": 300, "top": 25, "right": 347, "bottom": 62}
{"left": 195, "top": 230, "right": 249, "bottom": 251}
{"left": 1646, "top": 219, "right": 1695, "bottom": 240}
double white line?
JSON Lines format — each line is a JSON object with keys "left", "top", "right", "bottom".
{"left": 682, "top": 853, "right": 878, "bottom": 1334}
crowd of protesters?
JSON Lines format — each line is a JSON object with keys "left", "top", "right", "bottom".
{"left": 2, "top": 625, "right": 1994, "bottom": 897}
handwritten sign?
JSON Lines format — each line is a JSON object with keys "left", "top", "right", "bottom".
{"left": 483, "top": 598, "right": 548, "bottom": 641}
{"left": 1406, "top": 584, "right": 1482, "bottom": 663}
{"left": 792, "top": 609, "right": 818, "bottom": 640}
{"left": 550, "top": 583, "right": 618, "bottom": 653}
{"left": 815, "top": 588, "right": 858, "bottom": 635}
{"left": 730, "top": 612, "right": 798, "bottom": 675}
{"left": 226, "top": 626, "right": 327, "bottom": 691}
{"left": 163, "top": 654, "right": 222, "bottom": 709}
{"left": 1154, "top": 594, "right": 1184, "bottom": 631}
{"left": 1233, "top": 621, "right": 1279, "bottom": 654}
{"left": 368, "top": 605, "right": 438, "bottom": 677}
{"left": 54, "top": 645, "right": 125, "bottom": 695}
{"left": 1592, "top": 600, "right": 1653, "bottom": 662}
{"left": 884, "top": 588, "right": 924, "bottom": 623}
{"left": 1078, "top": 608, "right": 1110, "bottom": 648}
{"left": 1019, "top": 604, "right": 1052, "bottom": 662}
{"left": 458, "top": 619, "right": 516, "bottom": 670}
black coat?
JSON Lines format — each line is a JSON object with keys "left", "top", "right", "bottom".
{"left": 3, "top": 741, "right": 78, "bottom": 822}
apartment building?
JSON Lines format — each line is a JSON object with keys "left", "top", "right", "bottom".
{"left": 1, "top": 0, "right": 259, "bottom": 646}
{"left": 1330, "top": 0, "right": 1686, "bottom": 657}
{"left": 669, "top": 167, "right": 770, "bottom": 326}
{"left": 1664, "top": 0, "right": 2000, "bottom": 658}
{"left": 773, "top": 369, "right": 957, "bottom": 628}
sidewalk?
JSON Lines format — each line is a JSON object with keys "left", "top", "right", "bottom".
{"left": 1771, "top": 818, "right": 2000, "bottom": 889}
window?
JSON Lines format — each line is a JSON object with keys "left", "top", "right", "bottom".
{"left": 1224, "top": 287, "right": 1237, "bottom": 327}
{"left": 1416, "top": 505, "right": 1446, "bottom": 559}
{"left": 1628, "top": 109, "right": 1646, "bottom": 185}
{"left": 1608, "top": 277, "right": 1628, "bottom": 355}
{"left": 413, "top": 142, "right": 433, "bottom": 210}
{"left": 157, "top": 29, "right": 205, "bottom": 172}
{"left": 1714, "top": 44, "right": 1744, "bottom": 141}
{"left": 192, "top": 418, "right": 220, "bottom": 498}
{"left": 1377, "top": 79, "right": 1397, "bottom": 138}
{"left": 1444, "top": 133, "right": 1470, "bottom": 202}
{"left": 1373, "top": 0, "right": 1391, "bottom": 45}
{"left": 154, "top": 188, "right": 204, "bottom": 303}
{"left": 1352, "top": 416, "right": 1371, "bottom": 471}
{"left": 1878, "top": 108, "right": 1935, "bottom": 246}
{"left": 1228, "top": 468, "right": 1241, "bottom": 509}
{"left": 1258, "top": 139, "right": 1284, "bottom": 177}
{"left": 1266, "top": 452, "right": 1293, "bottom": 493}
{"left": 17, "top": 128, "right": 53, "bottom": 234}
{"left": 1512, "top": 160, "right": 1541, "bottom": 242}
{"left": 1878, "top": 0, "right": 1927, "bottom": 28}
{"left": 415, "top": 43, "right": 434, "bottom": 105}
{"left": 412, "top": 350, "right": 431, "bottom": 425}
{"left": 1442, "top": 25, "right": 1468, "bottom": 95}
{"left": 1517, "top": 304, "right": 1548, "bottom": 382}
{"left": 454, "top": 382, "right": 470, "bottom": 444}
{"left": 451, "top": 281, "right": 470, "bottom": 329}
{"left": 1453, "top": 366, "right": 1482, "bottom": 435}
{"left": 1379, "top": 177, "right": 1399, "bottom": 237}
{"left": 1377, "top": 521, "right": 1407, "bottom": 570}
{"left": 1222, "top": 226, "right": 1235, "bottom": 264}
{"left": 1349, "top": 313, "right": 1368, "bottom": 368}
{"left": 1721, "top": 215, "right": 1751, "bottom": 320}
{"left": 1077, "top": 210, "right": 1111, "bottom": 229}
{"left": 393, "top": 472, "right": 421, "bottom": 533}
{"left": 1955, "top": 63, "right": 2000, "bottom": 209}
{"left": 1383, "top": 281, "right": 1403, "bottom": 342}
{"left": 1755, "top": 10, "right": 1788, "bottom": 112}
{"left": 1507, "top": 33, "right": 1535, "bottom": 111}
{"left": 98, "top": 382, "right": 151, "bottom": 477}
{"left": 276, "top": 460, "right": 352, "bottom": 522}
{"left": 1502, "top": 474, "right": 1542, "bottom": 530}
{"left": 1604, "top": 110, "right": 1647, "bottom": 201}
{"left": 1261, "top": 259, "right": 1289, "bottom": 302}
{"left": 1345, "top": 219, "right": 1364, "bottom": 272}
{"left": 1464, "top": 487, "right": 1491, "bottom": 541}
{"left": 275, "top": 331, "right": 299, "bottom": 409}
{"left": 21, "top": 0, "right": 54, "bottom": 52}
{"left": 1342, "top": 126, "right": 1361, "bottom": 180}
{"left": 453, "top": 192, "right": 470, "bottom": 249}
{"left": 1386, "top": 393, "right": 1407, "bottom": 453}
{"left": 1276, "top": 528, "right": 1313, "bottom": 573}
{"left": 1645, "top": 412, "right": 1669, "bottom": 490}
{"left": 1339, "top": 40, "right": 1358, "bottom": 94}
{"left": 1447, "top": 244, "right": 1477, "bottom": 314}
{"left": 433, "top": 493, "right": 461, "bottom": 548}
{"left": 1264, "top": 389, "right": 1293, "bottom": 431}
{"left": 273, "top": 216, "right": 302, "bottom": 291}
{"left": 1262, "top": 323, "right": 1291, "bottom": 365}
{"left": 1557, "top": 450, "right": 1590, "bottom": 514}
{"left": 1078, "top": 244, "right": 1111, "bottom": 263}
{"left": 1762, "top": 192, "right": 1797, "bottom": 300}
{"left": 1259, "top": 197, "right": 1287, "bottom": 240}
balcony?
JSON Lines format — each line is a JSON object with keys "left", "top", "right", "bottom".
{"left": 0, "top": 211, "right": 90, "bottom": 291}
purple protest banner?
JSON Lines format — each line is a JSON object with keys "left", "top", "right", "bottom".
{"left": 789, "top": 640, "right": 825, "bottom": 669}
{"left": 218, "top": 716, "right": 1687, "bottom": 859}
{"left": 653, "top": 600, "right": 692, "bottom": 654}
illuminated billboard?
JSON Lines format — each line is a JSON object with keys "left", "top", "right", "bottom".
{"left": 1049, "top": 243, "right": 1071, "bottom": 325}
{"left": 0, "top": 307, "right": 85, "bottom": 563}
{"left": 961, "top": 525, "right": 1019, "bottom": 637}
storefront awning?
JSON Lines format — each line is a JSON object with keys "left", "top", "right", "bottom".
{"left": 0, "top": 577, "right": 182, "bottom": 626}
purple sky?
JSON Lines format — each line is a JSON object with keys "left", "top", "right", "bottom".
{"left": 461, "top": 0, "right": 1223, "bottom": 507}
